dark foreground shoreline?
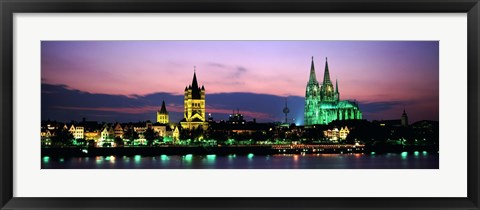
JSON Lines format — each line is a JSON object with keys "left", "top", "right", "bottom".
{"left": 41, "top": 145, "right": 438, "bottom": 157}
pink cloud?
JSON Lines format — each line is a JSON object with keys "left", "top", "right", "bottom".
{"left": 206, "top": 106, "right": 275, "bottom": 121}
{"left": 55, "top": 104, "right": 275, "bottom": 121}
{"left": 55, "top": 105, "right": 184, "bottom": 114}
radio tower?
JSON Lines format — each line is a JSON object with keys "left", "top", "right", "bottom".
{"left": 282, "top": 97, "right": 290, "bottom": 124}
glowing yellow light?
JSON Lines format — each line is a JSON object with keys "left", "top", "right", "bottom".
{"left": 293, "top": 155, "right": 299, "bottom": 161}
{"left": 109, "top": 156, "right": 116, "bottom": 162}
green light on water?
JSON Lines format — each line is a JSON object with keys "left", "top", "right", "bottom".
{"left": 247, "top": 153, "right": 254, "bottom": 159}
{"left": 108, "top": 156, "right": 115, "bottom": 163}
{"left": 401, "top": 152, "right": 408, "bottom": 159}
{"left": 95, "top": 156, "right": 103, "bottom": 165}
{"left": 423, "top": 151, "right": 428, "bottom": 155}
{"left": 95, "top": 156, "right": 103, "bottom": 164}
{"left": 42, "top": 156, "right": 50, "bottom": 163}
{"left": 184, "top": 154, "right": 193, "bottom": 161}
{"left": 414, "top": 151, "right": 419, "bottom": 156}
{"left": 206, "top": 154, "right": 216, "bottom": 160}
{"left": 370, "top": 152, "right": 376, "bottom": 155}
{"left": 160, "top": 155, "right": 169, "bottom": 161}
{"left": 59, "top": 158, "right": 64, "bottom": 162}
{"left": 134, "top": 155, "right": 142, "bottom": 163}
{"left": 105, "top": 156, "right": 111, "bottom": 161}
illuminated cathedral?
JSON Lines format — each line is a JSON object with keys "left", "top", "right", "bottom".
{"left": 180, "top": 67, "right": 208, "bottom": 130}
{"left": 304, "top": 57, "right": 362, "bottom": 125}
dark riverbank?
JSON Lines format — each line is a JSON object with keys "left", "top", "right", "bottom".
{"left": 41, "top": 145, "right": 438, "bottom": 157}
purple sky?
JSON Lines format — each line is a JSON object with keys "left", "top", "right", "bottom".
{"left": 41, "top": 41, "right": 439, "bottom": 124}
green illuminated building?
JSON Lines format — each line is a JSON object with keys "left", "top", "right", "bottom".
{"left": 304, "top": 57, "right": 362, "bottom": 125}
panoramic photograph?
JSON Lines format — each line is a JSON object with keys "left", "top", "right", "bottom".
{"left": 40, "top": 41, "right": 439, "bottom": 169}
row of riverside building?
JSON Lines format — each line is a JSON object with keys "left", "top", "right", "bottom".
{"left": 41, "top": 119, "right": 180, "bottom": 147}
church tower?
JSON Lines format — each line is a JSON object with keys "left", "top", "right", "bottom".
{"left": 156, "top": 100, "right": 169, "bottom": 124}
{"left": 319, "top": 57, "right": 338, "bottom": 103}
{"left": 401, "top": 109, "right": 409, "bottom": 127}
{"left": 304, "top": 57, "right": 320, "bottom": 125}
{"left": 335, "top": 79, "right": 340, "bottom": 101}
{"left": 180, "top": 67, "right": 208, "bottom": 130}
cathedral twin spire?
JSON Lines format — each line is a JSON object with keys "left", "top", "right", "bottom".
{"left": 308, "top": 57, "right": 318, "bottom": 85}
{"left": 323, "top": 57, "right": 332, "bottom": 85}
{"left": 336, "top": 79, "right": 339, "bottom": 94}
{"left": 308, "top": 56, "right": 337, "bottom": 92}
{"left": 304, "top": 56, "right": 362, "bottom": 125}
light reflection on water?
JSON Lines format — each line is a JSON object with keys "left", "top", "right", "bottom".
{"left": 41, "top": 153, "right": 439, "bottom": 169}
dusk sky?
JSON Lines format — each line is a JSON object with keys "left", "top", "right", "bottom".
{"left": 41, "top": 41, "right": 439, "bottom": 124}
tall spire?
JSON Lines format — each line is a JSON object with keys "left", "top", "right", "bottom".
{"left": 192, "top": 66, "right": 199, "bottom": 90}
{"left": 335, "top": 79, "right": 339, "bottom": 93}
{"left": 191, "top": 66, "right": 201, "bottom": 99}
{"left": 308, "top": 56, "right": 318, "bottom": 84}
{"left": 323, "top": 57, "right": 331, "bottom": 85}
{"left": 159, "top": 100, "right": 168, "bottom": 114}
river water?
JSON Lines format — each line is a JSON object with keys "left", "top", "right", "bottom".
{"left": 41, "top": 152, "right": 438, "bottom": 169}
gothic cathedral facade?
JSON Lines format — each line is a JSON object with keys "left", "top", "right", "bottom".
{"left": 304, "top": 57, "right": 362, "bottom": 125}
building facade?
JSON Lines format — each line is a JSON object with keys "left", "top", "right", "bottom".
{"left": 69, "top": 124, "right": 84, "bottom": 139}
{"left": 113, "top": 123, "right": 124, "bottom": 138}
{"left": 180, "top": 68, "right": 208, "bottom": 130}
{"left": 304, "top": 57, "right": 362, "bottom": 125}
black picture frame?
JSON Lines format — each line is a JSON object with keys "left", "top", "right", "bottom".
{"left": 1, "top": 0, "right": 479, "bottom": 209}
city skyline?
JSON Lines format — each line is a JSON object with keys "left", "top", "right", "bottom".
{"left": 41, "top": 41, "right": 439, "bottom": 124}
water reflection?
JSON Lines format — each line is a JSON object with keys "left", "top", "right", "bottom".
{"left": 42, "top": 156, "right": 50, "bottom": 163}
{"left": 160, "top": 155, "right": 169, "bottom": 161}
{"left": 41, "top": 153, "right": 439, "bottom": 169}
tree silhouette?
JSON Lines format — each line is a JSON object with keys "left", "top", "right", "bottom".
{"left": 192, "top": 126, "right": 204, "bottom": 140}
{"left": 51, "top": 128, "right": 74, "bottom": 147}
{"left": 114, "top": 136, "right": 124, "bottom": 147}
{"left": 144, "top": 127, "right": 158, "bottom": 146}
{"left": 123, "top": 128, "right": 139, "bottom": 145}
